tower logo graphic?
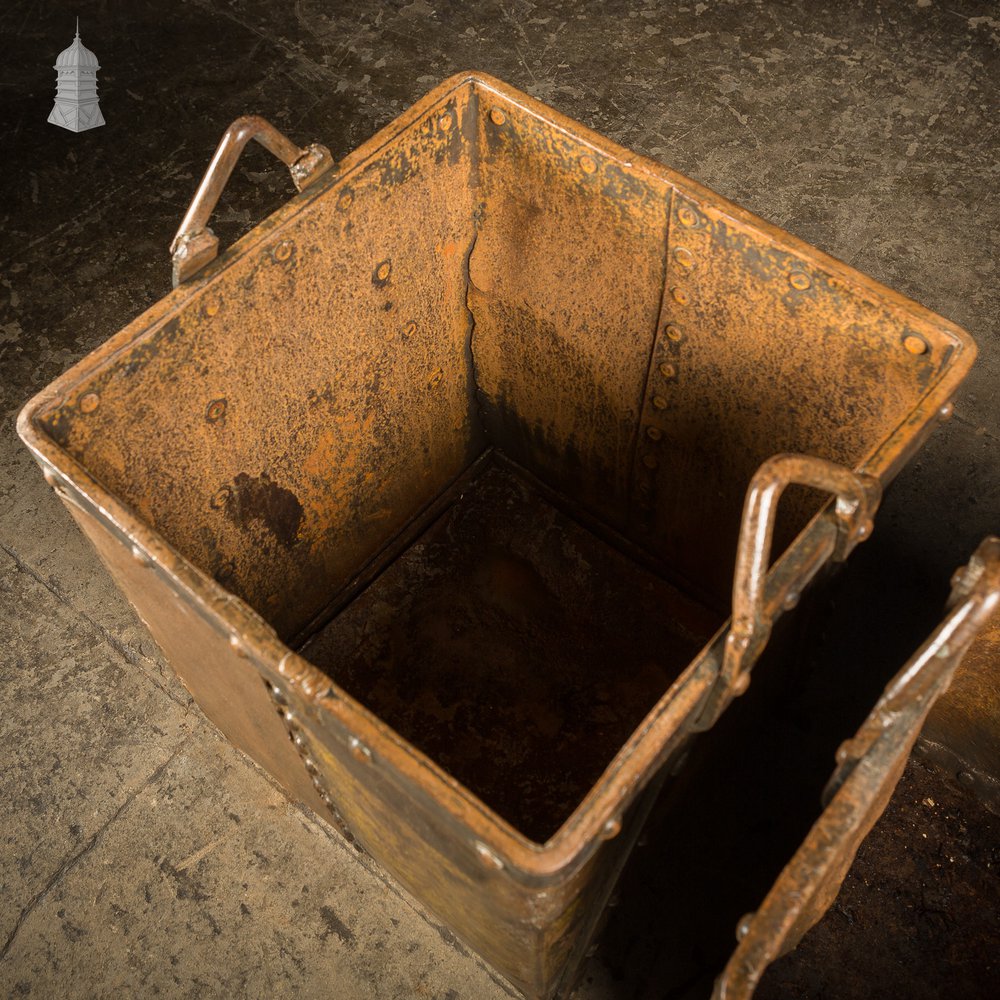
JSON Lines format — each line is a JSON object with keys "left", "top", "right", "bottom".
{"left": 48, "top": 18, "right": 105, "bottom": 133}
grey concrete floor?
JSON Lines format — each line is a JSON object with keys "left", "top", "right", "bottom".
{"left": 2, "top": 1, "right": 998, "bottom": 998}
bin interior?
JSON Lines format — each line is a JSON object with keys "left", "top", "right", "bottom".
{"left": 31, "top": 80, "right": 963, "bottom": 843}
{"left": 300, "top": 451, "right": 721, "bottom": 841}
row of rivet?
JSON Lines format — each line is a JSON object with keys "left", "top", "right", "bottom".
{"left": 264, "top": 678, "right": 360, "bottom": 846}
{"left": 487, "top": 103, "right": 608, "bottom": 183}
{"left": 634, "top": 198, "right": 702, "bottom": 527}
{"left": 672, "top": 206, "right": 929, "bottom": 360}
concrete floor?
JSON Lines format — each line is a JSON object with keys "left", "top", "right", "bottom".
{"left": 1, "top": 1, "right": 998, "bottom": 998}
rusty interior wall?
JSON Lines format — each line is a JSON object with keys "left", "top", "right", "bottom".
{"left": 35, "top": 88, "right": 485, "bottom": 641}
{"left": 467, "top": 85, "right": 959, "bottom": 609}
{"left": 29, "top": 78, "right": 974, "bottom": 642}
{"left": 468, "top": 90, "right": 671, "bottom": 543}
{"left": 637, "top": 193, "right": 953, "bottom": 605}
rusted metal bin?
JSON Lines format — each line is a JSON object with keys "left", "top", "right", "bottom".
{"left": 16, "top": 73, "right": 988, "bottom": 998}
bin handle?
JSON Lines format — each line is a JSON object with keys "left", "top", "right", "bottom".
{"left": 695, "top": 454, "right": 882, "bottom": 730}
{"left": 712, "top": 536, "right": 1000, "bottom": 1000}
{"left": 170, "top": 116, "right": 334, "bottom": 287}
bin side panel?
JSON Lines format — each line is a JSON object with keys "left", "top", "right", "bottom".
{"left": 538, "top": 770, "right": 670, "bottom": 999}
{"left": 301, "top": 701, "right": 547, "bottom": 998}
{"left": 35, "top": 90, "right": 483, "bottom": 641}
{"left": 293, "top": 691, "right": 653, "bottom": 1000}
{"left": 59, "top": 497, "right": 330, "bottom": 816}
{"left": 469, "top": 94, "right": 670, "bottom": 538}
{"left": 641, "top": 192, "right": 960, "bottom": 604}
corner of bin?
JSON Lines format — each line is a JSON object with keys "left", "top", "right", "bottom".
{"left": 15, "top": 380, "right": 59, "bottom": 456}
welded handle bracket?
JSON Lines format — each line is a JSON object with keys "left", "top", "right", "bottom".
{"left": 694, "top": 454, "right": 882, "bottom": 732}
{"left": 170, "top": 115, "right": 334, "bottom": 287}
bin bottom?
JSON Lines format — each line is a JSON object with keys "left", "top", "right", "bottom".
{"left": 298, "top": 452, "right": 723, "bottom": 843}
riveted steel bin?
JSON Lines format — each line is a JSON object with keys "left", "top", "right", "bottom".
{"left": 17, "top": 73, "right": 982, "bottom": 999}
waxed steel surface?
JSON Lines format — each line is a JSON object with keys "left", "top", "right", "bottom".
{"left": 16, "top": 73, "right": 983, "bottom": 1000}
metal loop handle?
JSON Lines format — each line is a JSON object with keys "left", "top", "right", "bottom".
{"left": 696, "top": 454, "right": 882, "bottom": 730}
{"left": 170, "top": 115, "right": 334, "bottom": 287}
{"left": 712, "top": 536, "right": 1000, "bottom": 1000}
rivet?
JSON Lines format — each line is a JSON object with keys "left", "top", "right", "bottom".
{"left": 274, "top": 240, "right": 293, "bottom": 261}
{"left": 652, "top": 395, "right": 668, "bottom": 411}
{"left": 439, "top": 112, "right": 453, "bottom": 131}
{"left": 938, "top": 402, "right": 954, "bottom": 421}
{"left": 736, "top": 912, "right": 755, "bottom": 941}
{"left": 678, "top": 205, "right": 698, "bottom": 228}
{"left": 579, "top": 154, "right": 597, "bottom": 175}
{"left": 229, "top": 633, "right": 247, "bottom": 658}
{"left": 665, "top": 323, "right": 683, "bottom": 342}
{"left": 658, "top": 362, "right": 676, "bottom": 378}
{"left": 210, "top": 486, "right": 232, "bottom": 510}
{"left": 403, "top": 320, "right": 418, "bottom": 338}
{"left": 130, "top": 543, "right": 152, "bottom": 567}
{"left": 303, "top": 757, "right": 319, "bottom": 776}
{"left": 673, "top": 247, "right": 695, "bottom": 269}
{"left": 903, "top": 334, "right": 928, "bottom": 355}
{"left": 338, "top": 191, "right": 353, "bottom": 210}
{"left": 474, "top": 842, "right": 504, "bottom": 871}
{"left": 374, "top": 260, "right": 392, "bottom": 284}
{"left": 42, "top": 467, "right": 59, "bottom": 488}
{"left": 79, "top": 392, "right": 100, "bottom": 414}
{"left": 645, "top": 426, "right": 663, "bottom": 441}
{"left": 671, "top": 286, "right": 689, "bottom": 305}
{"left": 642, "top": 454, "right": 659, "bottom": 470}
{"left": 205, "top": 398, "right": 227, "bottom": 423}
{"left": 203, "top": 298, "right": 220, "bottom": 318}
{"left": 789, "top": 271, "right": 811, "bottom": 291}
{"left": 489, "top": 108, "right": 507, "bottom": 126}
{"left": 348, "top": 736, "right": 373, "bottom": 763}
{"left": 783, "top": 590, "right": 800, "bottom": 611}
{"left": 601, "top": 816, "right": 622, "bottom": 840}
{"left": 957, "top": 770, "right": 975, "bottom": 787}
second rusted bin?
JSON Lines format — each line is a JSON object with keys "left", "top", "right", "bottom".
{"left": 17, "top": 74, "right": 988, "bottom": 998}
